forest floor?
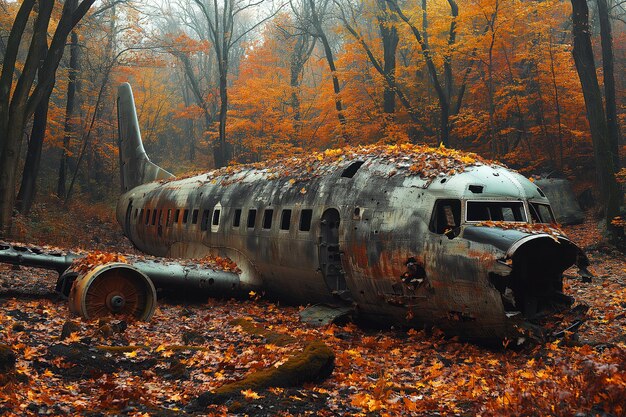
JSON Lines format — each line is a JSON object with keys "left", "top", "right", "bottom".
{"left": 0, "top": 197, "right": 624, "bottom": 417}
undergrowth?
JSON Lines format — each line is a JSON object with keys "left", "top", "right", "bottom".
{"left": 10, "top": 194, "right": 130, "bottom": 251}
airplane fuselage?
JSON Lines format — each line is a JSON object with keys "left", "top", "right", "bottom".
{"left": 116, "top": 149, "right": 580, "bottom": 341}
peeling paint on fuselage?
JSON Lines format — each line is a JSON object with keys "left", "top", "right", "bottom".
{"left": 116, "top": 157, "right": 579, "bottom": 341}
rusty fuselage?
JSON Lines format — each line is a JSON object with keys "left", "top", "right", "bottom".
{"left": 115, "top": 157, "right": 580, "bottom": 341}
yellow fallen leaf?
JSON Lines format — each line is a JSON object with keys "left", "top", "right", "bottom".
{"left": 241, "top": 389, "right": 262, "bottom": 400}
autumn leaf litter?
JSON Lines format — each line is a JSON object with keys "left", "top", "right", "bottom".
{"left": 1, "top": 206, "right": 625, "bottom": 415}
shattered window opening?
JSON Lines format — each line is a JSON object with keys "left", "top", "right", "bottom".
{"left": 151, "top": 210, "right": 157, "bottom": 226}
{"left": 530, "top": 203, "right": 555, "bottom": 224}
{"left": 429, "top": 199, "right": 461, "bottom": 235}
{"left": 299, "top": 209, "right": 313, "bottom": 231}
{"left": 280, "top": 209, "right": 292, "bottom": 230}
{"left": 192, "top": 209, "right": 199, "bottom": 224}
{"left": 263, "top": 209, "right": 274, "bottom": 229}
{"left": 466, "top": 201, "right": 526, "bottom": 222}
{"left": 182, "top": 209, "right": 189, "bottom": 224}
{"left": 174, "top": 209, "right": 180, "bottom": 224}
{"left": 341, "top": 161, "right": 364, "bottom": 178}
{"left": 233, "top": 209, "right": 242, "bottom": 228}
{"left": 200, "top": 210, "right": 210, "bottom": 231}
{"left": 212, "top": 209, "right": 221, "bottom": 226}
{"left": 247, "top": 209, "right": 257, "bottom": 228}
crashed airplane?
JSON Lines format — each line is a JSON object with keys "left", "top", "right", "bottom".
{"left": 0, "top": 83, "right": 589, "bottom": 342}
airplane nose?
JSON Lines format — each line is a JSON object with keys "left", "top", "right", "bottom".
{"left": 506, "top": 234, "right": 579, "bottom": 272}
{"left": 463, "top": 225, "right": 584, "bottom": 320}
{"left": 498, "top": 235, "right": 580, "bottom": 319}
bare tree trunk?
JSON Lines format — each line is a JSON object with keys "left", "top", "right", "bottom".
{"left": 214, "top": 70, "right": 229, "bottom": 166}
{"left": 338, "top": 13, "right": 430, "bottom": 133}
{"left": 571, "top": 0, "right": 623, "bottom": 244}
{"left": 597, "top": 0, "right": 621, "bottom": 170}
{"left": 57, "top": 30, "right": 80, "bottom": 199}
{"left": 16, "top": 24, "right": 61, "bottom": 215}
{"left": 444, "top": 0, "right": 457, "bottom": 100}
{"left": 548, "top": 33, "right": 564, "bottom": 168}
{"left": 376, "top": 0, "right": 398, "bottom": 115}
{"left": 178, "top": 53, "right": 212, "bottom": 134}
{"left": 320, "top": 33, "right": 346, "bottom": 128}
{"left": 486, "top": 13, "right": 497, "bottom": 156}
{"left": 0, "top": 0, "right": 95, "bottom": 236}
{"left": 180, "top": 80, "right": 196, "bottom": 161}
{"left": 0, "top": 0, "right": 54, "bottom": 236}
{"left": 15, "top": 89, "right": 51, "bottom": 215}
{"left": 309, "top": 0, "right": 347, "bottom": 134}
{"left": 285, "top": 2, "right": 316, "bottom": 145}
{"left": 387, "top": 0, "right": 451, "bottom": 146}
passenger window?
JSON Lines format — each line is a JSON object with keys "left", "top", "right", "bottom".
{"left": 192, "top": 209, "right": 199, "bottom": 224}
{"left": 151, "top": 210, "right": 158, "bottom": 226}
{"left": 145, "top": 209, "right": 150, "bottom": 225}
{"left": 174, "top": 209, "right": 180, "bottom": 224}
{"left": 233, "top": 209, "right": 242, "bottom": 228}
{"left": 201, "top": 209, "right": 210, "bottom": 231}
{"left": 139, "top": 209, "right": 144, "bottom": 224}
{"left": 263, "top": 209, "right": 274, "bottom": 229}
{"left": 209, "top": 205, "right": 222, "bottom": 232}
{"left": 182, "top": 209, "right": 189, "bottom": 224}
{"left": 299, "top": 209, "right": 312, "bottom": 231}
{"left": 430, "top": 199, "right": 461, "bottom": 236}
{"left": 247, "top": 209, "right": 257, "bottom": 228}
{"left": 280, "top": 209, "right": 291, "bottom": 230}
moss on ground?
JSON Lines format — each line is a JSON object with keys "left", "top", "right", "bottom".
{"left": 195, "top": 340, "right": 334, "bottom": 406}
{"left": 229, "top": 317, "right": 295, "bottom": 346}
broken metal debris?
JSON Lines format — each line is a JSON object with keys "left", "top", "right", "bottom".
{"left": 0, "top": 241, "right": 241, "bottom": 321}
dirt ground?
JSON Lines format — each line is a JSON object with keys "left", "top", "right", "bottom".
{"left": 0, "top": 214, "right": 624, "bottom": 417}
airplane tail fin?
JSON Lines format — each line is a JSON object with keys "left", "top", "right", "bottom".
{"left": 117, "top": 83, "right": 174, "bottom": 193}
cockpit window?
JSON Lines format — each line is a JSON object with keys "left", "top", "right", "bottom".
{"left": 530, "top": 203, "right": 555, "bottom": 224}
{"left": 466, "top": 201, "right": 526, "bottom": 222}
{"left": 430, "top": 199, "right": 461, "bottom": 235}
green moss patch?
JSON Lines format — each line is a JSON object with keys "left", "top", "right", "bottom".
{"left": 194, "top": 340, "right": 334, "bottom": 407}
{"left": 229, "top": 317, "right": 296, "bottom": 346}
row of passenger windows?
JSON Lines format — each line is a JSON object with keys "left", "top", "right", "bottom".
{"left": 135, "top": 207, "right": 313, "bottom": 232}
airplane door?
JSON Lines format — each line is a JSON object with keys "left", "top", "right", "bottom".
{"left": 124, "top": 200, "right": 133, "bottom": 238}
{"left": 319, "top": 209, "right": 351, "bottom": 301}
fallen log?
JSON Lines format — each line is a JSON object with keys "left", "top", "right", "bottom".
{"left": 192, "top": 339, "right": 334, "bottom": 407}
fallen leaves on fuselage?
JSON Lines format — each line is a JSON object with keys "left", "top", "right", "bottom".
{"left": 474, "top": 221, "right": 567, "bottom": 242}
{"left": 158, "top": 142, "right": 498, "bottom": 188}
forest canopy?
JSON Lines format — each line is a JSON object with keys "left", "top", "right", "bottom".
{"left": 0, "top": 0, "right": 624, "bottom": 238}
